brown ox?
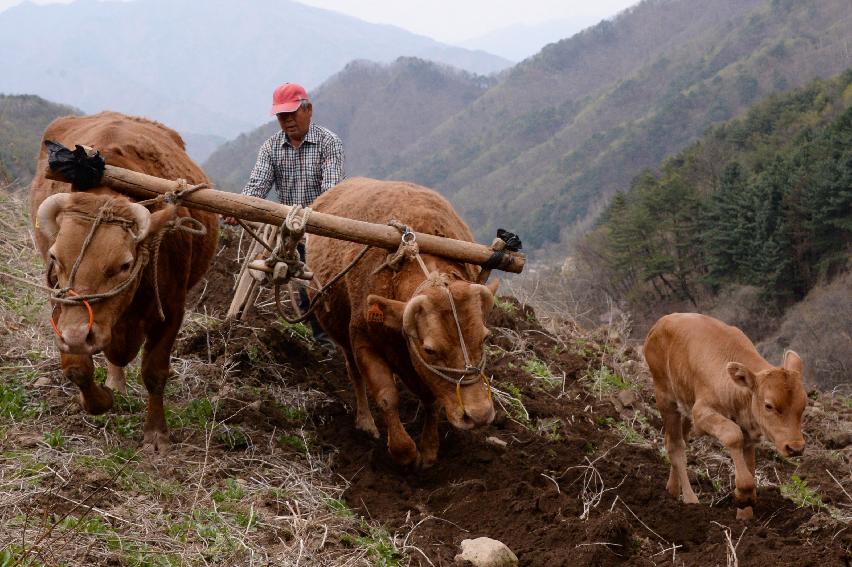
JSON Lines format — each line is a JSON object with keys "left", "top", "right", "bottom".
{"left": 307, "top": 178, "right": 498, "bottom": 467}
{"left": 644, "top": 313, "right": 807, "bottom": 519}
{"left": 30, "top": 112, "right": 218, "bottom": 454}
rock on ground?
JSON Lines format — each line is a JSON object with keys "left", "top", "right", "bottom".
{"left": 454, "top": 537, "right": 518, "bottom": 567}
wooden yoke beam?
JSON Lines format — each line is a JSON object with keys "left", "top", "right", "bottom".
{"left": 46, "top": 164, "right": 526, "bottom": 274}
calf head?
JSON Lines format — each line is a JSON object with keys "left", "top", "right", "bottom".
{"left": 37, "top": 192, "right": 171, "bottom": 355}
{"left": 727, "top": 350, "right": 807, "bottom": 457}
{"left": 368, "top": 276, "right": 499, "bottom": 430}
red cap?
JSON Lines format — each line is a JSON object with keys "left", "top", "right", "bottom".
{"left": 270, "top": 83, "right": 309, "bottom": 115}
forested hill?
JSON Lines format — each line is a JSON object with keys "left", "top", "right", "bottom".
{"left": 579, "top": 70, "right": 852, "bottom": 314}
{"left": 204, "top": 0, "right": 851, "bottom": 251}
{"left": 204, "top": 58, "right": 494, "bottom": 192}
{"left": 382, "top": 0, "right": 851, "bottom": 249}
{"left": 0, "top": 94, "right": 79, "bottom": 186}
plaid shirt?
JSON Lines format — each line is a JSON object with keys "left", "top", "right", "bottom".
{"left": 242, "top": 123, "right": 345, "bottom": 206}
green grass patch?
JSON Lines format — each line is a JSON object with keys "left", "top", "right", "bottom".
{"left": 166, "top": 398, "right": 215, "bottom": 429}
{"left": 326, "top": 497, "right": 355, "bottom": 519}
{"left": 276, "top": 318, "right": 313, "bottom": 341}
{"left": 585, "top": 366, "right": 631, "bottom": 397}
{"left": 615, "top": 421, "right": 645, "bottom": 445}
{"left": 278, "top": 404, "right": 307, "bottom": 422}
{"left": 499, "top": 384, "right": 530, "bottom": 426}
{"left": 216, "top": 425, "right": 250, "bottom": 450}
{"left": 212, "top": 478, "right": 245, "bottom": 503}
{"left": 493, "top": 296, "right": 518, "bottom": 316}
{"left": 523, "top": 357, "right": 560, "bottom": 388}
{"left": 781, "top": 475, "right": 824, "bottom": 509}
{"left": 342, "top": 528, "right": 403, "bottom": 567}
{"left": 91, "top": 413, "right": 142, "bottom": 438}
{"left": 0, "top": 382, "right": 42, "bottom": 421}
{"left": 43, "top": 429, "right": 66, "bottom": 449}
{"left": 278, "top": 433, "right": 308, "bottom": 454}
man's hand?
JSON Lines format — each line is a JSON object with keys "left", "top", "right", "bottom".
{"left": 223, "top": 216, "right": 238, "bottom": 226}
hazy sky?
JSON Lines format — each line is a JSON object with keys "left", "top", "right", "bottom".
{"left": 0, "top": 0, "right": 637, "bottom": 43}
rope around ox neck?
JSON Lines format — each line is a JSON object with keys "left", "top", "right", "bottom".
{"left": 385, "top": 221, "right": 492, "bottom": 412}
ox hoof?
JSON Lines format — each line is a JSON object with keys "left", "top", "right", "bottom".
{"left": 77, "top": 386, "right": 114, "bottom": 415}
{"left": 416, "top": 452, "right": 437, "bottom": 470}
{"left": 388, "top": 445, "right": 419, "bottom": 467}
{"left": 355, "top": 417, "right": 380, "bottom": 439}
{"left": 736, "top": 506, "right": 754, "bottom": 521}
{"left": 143, "top": 430, "right": 171, "bottom": 456}
{"left": 682, "top": 493, "right": 699, "bottom": 504}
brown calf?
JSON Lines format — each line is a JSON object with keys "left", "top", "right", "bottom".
{"left": 644, "top": 313, "right": 806, "bottom": 520}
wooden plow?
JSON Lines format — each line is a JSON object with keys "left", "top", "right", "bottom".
{"left": 45, "top": 144, "right": 526, "bottom": 320}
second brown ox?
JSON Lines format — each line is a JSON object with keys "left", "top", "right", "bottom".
{"left": 644, "top": 313, "right": 807, "bottom": 520}
{"left": 307, "top": 178, "right": 498, "bottom": 467}
{"left": 30, "top": 112, "right": 218, "bottom": 454}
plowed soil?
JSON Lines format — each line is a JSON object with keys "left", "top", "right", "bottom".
{"left": 188, "top": 231, "right": 852, "bottom": 567}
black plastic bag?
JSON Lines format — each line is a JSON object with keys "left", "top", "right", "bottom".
{"left": 44, "top": 140, "right": 106, "bottom": 189}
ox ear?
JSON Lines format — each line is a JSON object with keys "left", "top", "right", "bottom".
{"left": 727, "top": 362, "right": 756, "bottom": 390}
{"left": 366, "top": 295, "right": 406, "bottom": 332}
{"left": 783, "top": 350, "right": 803, "bottom": 375}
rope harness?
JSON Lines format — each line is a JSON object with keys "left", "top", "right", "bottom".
{"left": 46, "top": 179, "right": 208, "bottom": 338}
{"left": 232, "top": 215, "right": 493, "bottom": 412}
{"left": 387, "top": 223, "right": 492, "bottom": 412}
{"left": 235, "top": 207, "right": 373, "bottom": 324}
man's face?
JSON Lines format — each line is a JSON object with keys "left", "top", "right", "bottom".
{"left": 277, "top": 104, "right": 312, "bottom": 141}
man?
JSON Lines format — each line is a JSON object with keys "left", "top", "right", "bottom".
{"left": 224, "top": 82, "right": 344, "bottom": 217}
{"left": 225, "top": 82, "right": 344, "bottom": 350}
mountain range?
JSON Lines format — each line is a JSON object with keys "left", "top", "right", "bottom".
{"left": 0, "top": 0, "right": 510, "bottom": 142}
{"left": 205, "top": 58, "right": 495, "bottom": 192}
{"left": 207, "top": 0, "right": 851, "bottom": 252}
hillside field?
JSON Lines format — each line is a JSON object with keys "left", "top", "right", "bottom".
{"left": 0, "top": 188, "right": 850, "bottom": 566}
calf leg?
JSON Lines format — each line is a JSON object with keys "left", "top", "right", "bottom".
{"left": 693, "top": 405, "right": 755, "bottom": 520}
{"left": 61, "top": 353, "right": 113, "bottom": 414}
{"left": 342, "top": 346, "right": 378, "bottom": 438}
{"left": 661, "top": 405, "right": 698, "bottom": 504}
{"left": 353, "top": 340, "right": 418, "bottom": 466}
{"left": 418, "top": 400, "right": 440, "bottom": 469}
{"left": 140, "top": 321, "right": 181, "bottom": 455}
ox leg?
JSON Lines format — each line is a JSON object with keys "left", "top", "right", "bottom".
{"left": 61, "top": 353, "right": 114, "bottom": 415}
{"left": 693, "top": 405, "right": 755, "bottom": 520}
{"left": 353, "top": 342, "right": 418, "bottom": 466}
{"left": 661, "top": 405, "right": 698, "bottom": 504}
{"left": 105, "top": 362, "right": 127, "bottom": 394}
{"left": 140, "top": 322, "right": 180, "bottom": 455}
{"left": 418, "top": 400, "right": 440, "bottom": 469}
{"left": 342, "top": 347, "right": 379, "bottom": 438}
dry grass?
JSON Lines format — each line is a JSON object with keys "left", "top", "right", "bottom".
{"left": 0, "top": 187, "right": 404, "bottom": 566}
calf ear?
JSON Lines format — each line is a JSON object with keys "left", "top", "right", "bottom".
{"left": 727, "top": 362, "right": 756, "bottom": 390}
{"left": 366, "top": 295, "right": 405, "bottom": 332}
{"left": 783, "top": 350, "right": 803, "bottom": 374}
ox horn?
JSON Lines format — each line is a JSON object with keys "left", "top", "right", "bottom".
{"left": 127, "top": 203, "right": 152, "bottom": 242}
{"left": 36, "top": 193, "right": 73, "bottom": 239}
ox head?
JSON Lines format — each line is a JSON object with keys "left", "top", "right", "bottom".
{"left": 37, "top": 192, "right": 171, "bottom": 355}
{"left": 727, "top": 350, "right": 807, "bottom": 457}
{"left": 367, "top": 276, "right": 499, "bottom": 430}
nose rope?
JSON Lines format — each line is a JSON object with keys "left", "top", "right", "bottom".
{"left": 391, "top": 224, "right": 493, "bottom": 414}
{"left": 47, "top": 192, "right": 207, "bottom": 340}
{"left": 50, "top": 289, "right": 94, "bottom": 339}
